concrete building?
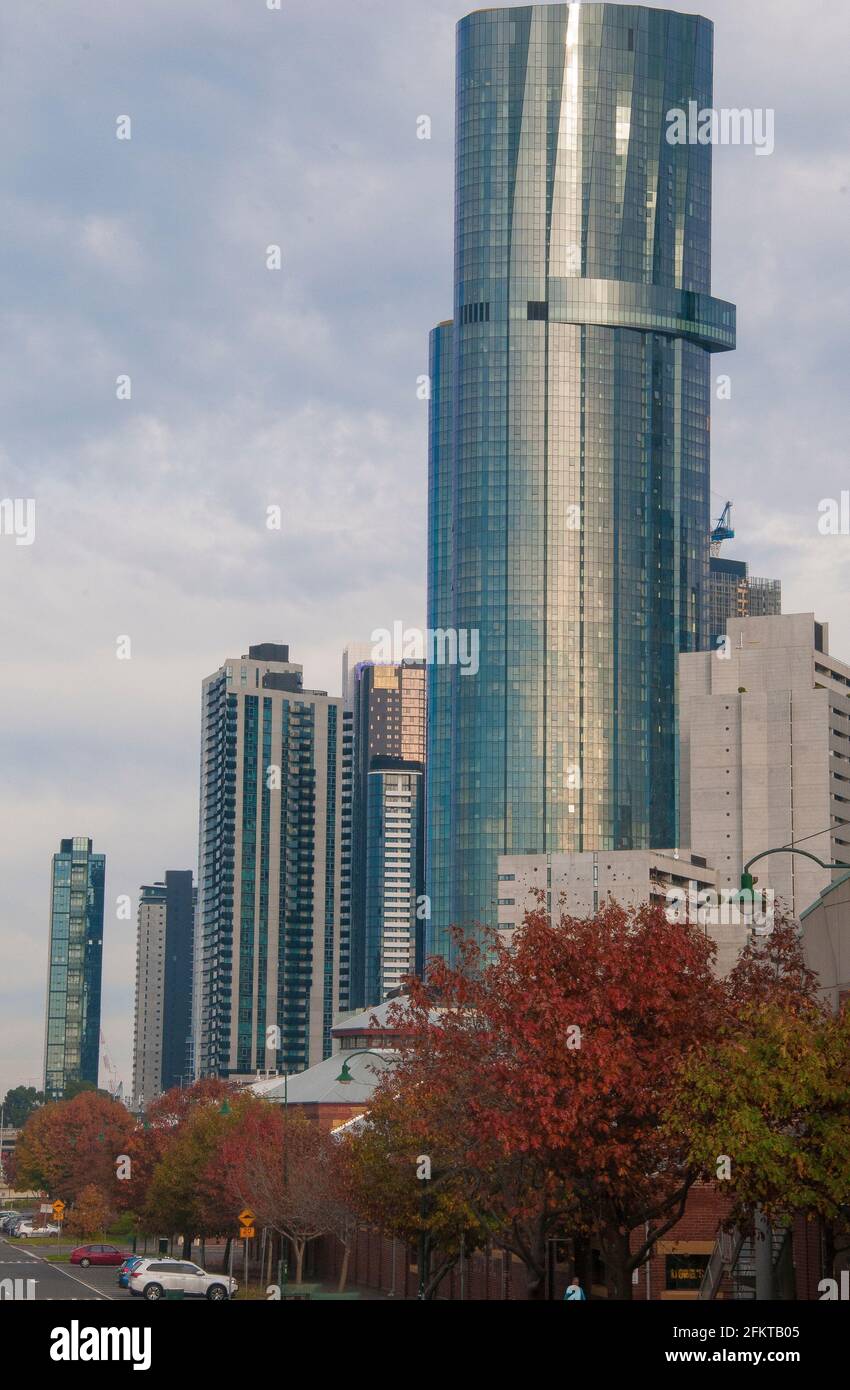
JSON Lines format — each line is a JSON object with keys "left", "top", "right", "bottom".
{"left": 132, "top": 871, "right": 195, "bottom": 1107}
{"left": 679, "top": 613, "right": 850, "bottom": 919}
{"left": 193, "top": 644, "right": 352, "bottom": 1080}
{"left": 43, "top": 837, "right": 105, "bottom": 1101}
{"left": 349, "top": 661, "right": 425, "bottom": 1008}
{"left": 799, "top": 872, "right": 850, "bottom": 1015}
{"left": 496, "top": 849, "right": 748, "bottom": 975}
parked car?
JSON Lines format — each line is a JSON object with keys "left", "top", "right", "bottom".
{"left": 12, "top": 1221, "right": 60, "bottom": 1237}
{"left": 117, "top": 1255, "right": 143, "bottom": 1287}
{"left": 128, "top": 1258, "right": 237, "bottom": 1302}
{"left": 0, "top": 1212, "right": 20, "bottom": 1233}
{"left": 117, "top": 1254, "right": 177, "bottom": 1287}
{"left": 70, "top": 1243, "right": 131, "bottom": 1268}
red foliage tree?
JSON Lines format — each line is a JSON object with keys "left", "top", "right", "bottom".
{"left": 380, "top": 901, "right": 729, "bottom": 1299}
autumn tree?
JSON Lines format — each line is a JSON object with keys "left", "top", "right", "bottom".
{"left": 379, "top": 900, "right": 730, "bottom": 1299}
{"left": 65, "top": 1184, "right": 113, "bottom": 1240}
{"left": 144, "top": 1090, "right": 261, "bottom": 1257}
{"left": 668, "top": 926, "right": 850, "bottom": 1276}
{"left": 13, "top": 1091, "right": 135, "bottom": 1204}
{"left": 343, "top": 1082, "right": 489, "bottom": 1298}
{"left": 223, "top": 1107, "right": 343, "bottom": 1286}
{"left": 115, "top": 1079, "right": 234, "bottom": 1225}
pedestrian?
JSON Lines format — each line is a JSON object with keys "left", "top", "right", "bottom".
{"left": 563, "top": 1276, "right": 586, "bottom": 1301}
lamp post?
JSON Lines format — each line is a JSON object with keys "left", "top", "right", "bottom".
{"left": 335, "top": 1050, "right": 395, "bottom": 1296}
{"left": 738, "top": 844, "right": 850, "bottom": 1299}
{"left": 334, "top": 1049, "right": 394, "bottom": 1085}
{"left": 740, "top": 846, "right": 850, "bottom": 895}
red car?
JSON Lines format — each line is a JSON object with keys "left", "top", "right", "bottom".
{"left": 70, "top": 1244, "right": 131, "bottom": 1268}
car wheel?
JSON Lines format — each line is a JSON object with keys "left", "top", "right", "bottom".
{"left": 143, "top": 1283, "right": 164, "bottom": 1301}
{"left": 206, "top": 1284, "right": 228, "bottom": 1301}
{"left": 80, "top": 1258, "right": 91, "bottom": 1268}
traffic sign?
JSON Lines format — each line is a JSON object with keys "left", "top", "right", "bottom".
{"left": 40, "top": 1204, "right": 53, "bottom": 1214}
{"left": 52, "top": 1199, "right": 66, "bottom": 1216}
{"left": 239, "top": 1226, "right": 255, "bottom": 1240}
{"left": 238, "top": 1208, "right": 254, "bottom": 1226}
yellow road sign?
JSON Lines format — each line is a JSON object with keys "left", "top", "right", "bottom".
{"left": 238, "top": 1208, "right": 254, "bottom": 1226}
{"left": 52, "top": 1200, "right": 66, "bottom": 1219}
{"left": 239, "top": 1226, "right": 255, "bottom": 1240}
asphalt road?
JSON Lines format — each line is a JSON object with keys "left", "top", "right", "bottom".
{"left": 0, "top": 1235, "right": 124, "bottom": 1301}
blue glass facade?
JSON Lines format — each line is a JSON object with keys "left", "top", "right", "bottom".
{"left": 195, "top": 646, "right": 347, "bottom": 1077}
{"left": 426, "top": 4, "right": 735, "bottom": 956}
{"left": 43, "top": 837, "right": 105, "bottom": 1100}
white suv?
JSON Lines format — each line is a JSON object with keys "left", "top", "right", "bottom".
{"left": 128, "top": 1258, "right": 237, "bottom": 1301}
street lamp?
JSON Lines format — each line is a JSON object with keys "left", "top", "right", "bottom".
{"left": 335, "top": 1050, "right": 394, "bottom": 1085}
{"left": 740, "top": 845, "right": 850, "bottom": 894}
{"left": 737, "top": 843, "right": 850, "bottom": 1300}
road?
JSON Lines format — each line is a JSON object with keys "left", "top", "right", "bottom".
{"left": 0, "top": 1235, "right": 120, "bottom": 1301}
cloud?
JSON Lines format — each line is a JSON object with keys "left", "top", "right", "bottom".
{"left": 0, "top": 0, "right": 847, "bottom": 1096}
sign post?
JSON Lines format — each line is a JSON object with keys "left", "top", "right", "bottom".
{"left": 238, "top": 1209, "right": 255, "bottom": 1296}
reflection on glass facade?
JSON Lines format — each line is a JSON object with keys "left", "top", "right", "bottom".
{"left": 349, "top": 662, "right": 426, "bottom": 1008}
{"left": 427, "top": 4, "right": 736, "bottom": 957}
{"left": 43, "top": 837, "right": 105, "bottom": 1101}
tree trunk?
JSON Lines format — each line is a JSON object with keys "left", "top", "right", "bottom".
{"left": 181, "top": 1232, "right": 192, "bottom": 1259}
{"left": 602, "top": 1226, "right": 633, "bottom": 1301}
{"left": 524, "top": 1223, "right": 548, "bottom": 1300}
{"left": 293, "top": 1238, "right": 305, "bottom": 1285}
{"left": 338, "top": 1243, "right": 351, "bottom": 1293}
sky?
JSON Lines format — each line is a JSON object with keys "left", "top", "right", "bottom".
{"left": 1, "top": 0, "right": 848, "bottom": 1099}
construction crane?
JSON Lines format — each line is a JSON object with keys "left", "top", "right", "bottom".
{"left": 710, "top": 499, "right": 734, "bottom": 556}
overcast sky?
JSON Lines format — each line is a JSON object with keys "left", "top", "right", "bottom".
{"left": 1, "top": 0, "right": 848, "bottom": 1099}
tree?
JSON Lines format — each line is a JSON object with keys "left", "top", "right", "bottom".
{"left": 63, "top": 1080, "right": 98, "bottom": 1101}
{"left": 144, "top": 1090, "right": 259, "bottom": 1257}
{"left": 13, "top": 1091, "right": 135, "bottom": 1203}
{"left": 667, "top": 926, "right": 850, "bottom": 1273}
{"left": 1, "top": 1086, "right": 44, "bottom": 1128}
{"left": 114, "top": 1079, "right": 234, "bottom": 1225}
{"left": 343, "top": 1083, "right": 488, "bottom": 1298}
{"left": 65, "top": 1184, "right": 113, "bottom": 1240}
{"left": 223, "top": 1107, "right": 341, "bottom": 1285}
{"left": 373, "top": 900, "right": 743, "bottom": 1298}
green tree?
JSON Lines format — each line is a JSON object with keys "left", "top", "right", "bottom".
{"left": 1, "top": 1086, "right": 45, "bottom": 1128}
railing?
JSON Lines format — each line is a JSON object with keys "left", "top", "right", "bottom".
{"left": 699, "top": 1228, "right": 743, "bottom": 1300}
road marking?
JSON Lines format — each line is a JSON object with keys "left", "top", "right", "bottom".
{"left": 0, "top": 1237, "right": 112, "bottom": 1301}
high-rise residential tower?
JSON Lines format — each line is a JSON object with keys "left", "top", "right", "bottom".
{"left": 349, "top": 660, "right": 426, "bottom": 1007}
{"left": 132, "top": 871, "right": 195, "bottom": 1107}
{"left": 709, "top": 556, "right": 781, "bottom": 647}
{"left": 193, "top": 644, "right": 351, "bottom": 1079}
{"left": 43, "top": 837, "right": 105, "bottom": 1101}
{"left": 427, "top": 4, "right": 736, "bottom": 953}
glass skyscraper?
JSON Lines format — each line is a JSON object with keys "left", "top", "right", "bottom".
{"left": 427, "top": 4, "right": 736, "bottom": 955}
{"left": 43, "top": 837, "right": 105, "bottom": 1101}
{"left": 349, "top": 660, "right": 426, "bottom": 1007}
{"left": 194, "top": 644, "right": 351, "bottom": 1078}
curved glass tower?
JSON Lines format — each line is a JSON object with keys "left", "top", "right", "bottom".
{"left": 426, "top": 3, "right": 735, "bottom": 956}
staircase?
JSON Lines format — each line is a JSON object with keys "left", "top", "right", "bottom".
{"left": 700, "top": 1224, "right": 793, "bottom": 1300}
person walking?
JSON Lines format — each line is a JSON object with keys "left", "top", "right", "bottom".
{"left": 563, "top": 1276, "right": 587, "bottom": 1301}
